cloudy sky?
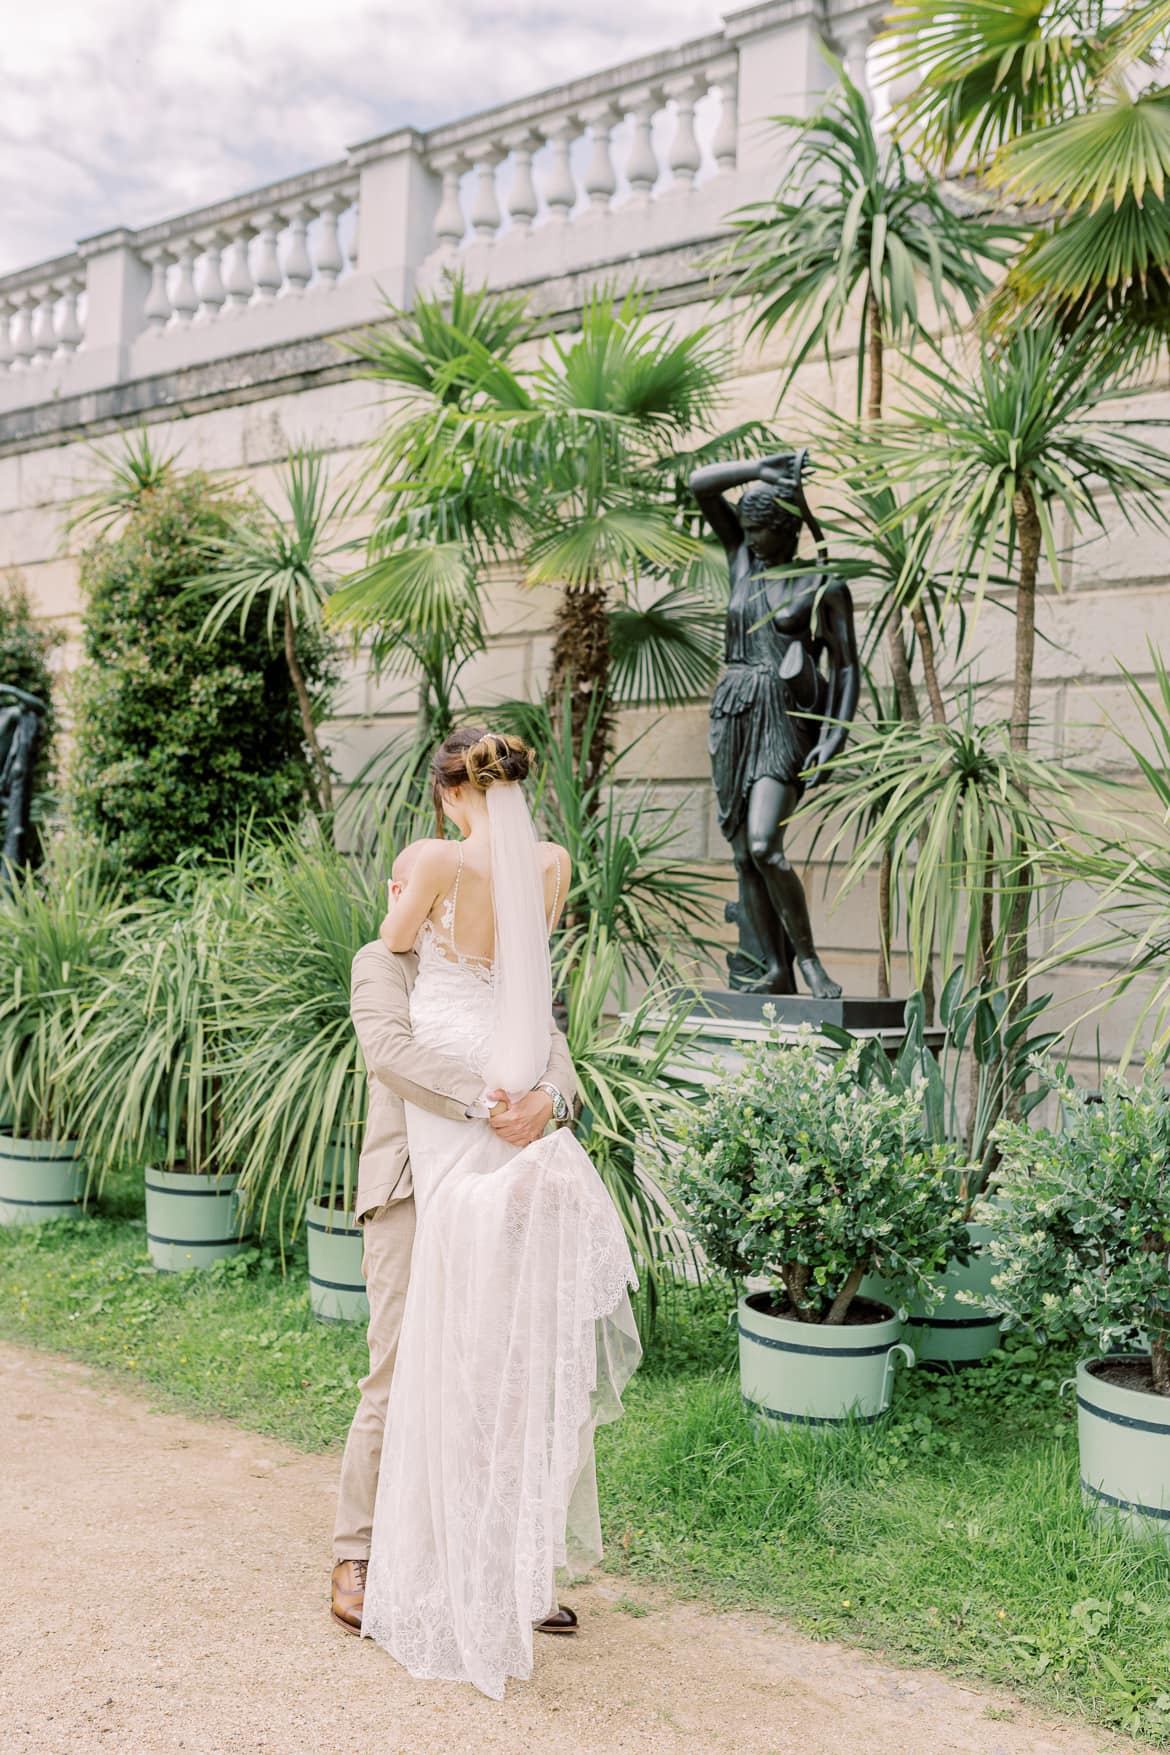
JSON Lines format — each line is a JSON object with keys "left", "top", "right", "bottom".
{"left": 3, "top": 0, "right": 727, "bottom": 274}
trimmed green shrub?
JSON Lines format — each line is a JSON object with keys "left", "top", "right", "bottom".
{"left": 670, "top": 1030, "right": 967, "bottom": 1324}
{"left": 985, "top": 1067, "right": 1170, "bottom": 1395}
{"left": 68, "top": 469, "right": 331, "bottom": 883}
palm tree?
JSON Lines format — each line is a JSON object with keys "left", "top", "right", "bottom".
{"left": 328, "top": 278, "right": 745, "bottom": 778}
{"left": 885, "top": 0, "right": 1170, "bottom": 365}
{"left": 850, "top": 320, "right": 1170, "bottom": 1003}
{"left": 187, "top": 448, "right": 348, "bottom": 815}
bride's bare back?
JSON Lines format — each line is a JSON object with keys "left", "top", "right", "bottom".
{"left": 380, "top": 834, "right": 570, "bottom": 967}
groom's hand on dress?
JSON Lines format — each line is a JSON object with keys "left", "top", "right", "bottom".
{"left": 487, "top": 1088, "right": 553, "bottom": 1148}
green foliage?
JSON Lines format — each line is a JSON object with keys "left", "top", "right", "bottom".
{"left": 69, "top": 464, "right": 328, "bottom": 883}
{"left": 0, "top": 843, "right": 134, "bottom": 1140}
{"left": 0, "top": 570, "right": 63, "bottom": 807}
{"left": 216, "top": 828, "right": 381, "bottom": 1241}
{"left": 715, "top": 68, "right": 1013, "bottom": 408}
{"left": 825, "top": 981, "right": 1058, "bottom": 1201}
{"left": 669, "top": 1033, "right": 967, "bottom": 1322}
{"left": 66, "top": 853, "right": 256, "bottom": 1181}
{"left": 985, "top": 1065, "right": 1170, "bottom": 1389}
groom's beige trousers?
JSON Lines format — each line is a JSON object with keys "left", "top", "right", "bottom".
{"left": 332, "top": 939, "right": 576, "bottom": 1563}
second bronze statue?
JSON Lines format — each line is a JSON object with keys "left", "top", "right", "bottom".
{"left": 689, "top": 450, "right": 859, "bottom": 1000}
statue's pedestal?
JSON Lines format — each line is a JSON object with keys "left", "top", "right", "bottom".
{"left": 637, "top": 989, "right": 941, "bottom": 1083}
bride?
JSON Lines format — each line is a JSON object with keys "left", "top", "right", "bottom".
{"left": 359, "top": 726, "right": 642, "bottom": 1700}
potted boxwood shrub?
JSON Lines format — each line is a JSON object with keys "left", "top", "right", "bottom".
{"left": 982, "top": 1066, "right": 1170, "bottom": 1538}
{"left": 0, "top": 849, "right": 130, "bottom": 1225}
{"left": 670, "top": 1029, "right": 967, "bottom": 1429}
{"left": 216, "top": 828, "right": 375, "bottom": 1321}
{"left": 71, "top": 861, "right": 254, "bottom": 1271}
{"left": 837, "top": 979, "right": 1057, "bottom": 1366}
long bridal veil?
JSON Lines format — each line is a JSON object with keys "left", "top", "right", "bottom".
{"left": 480, "top": 780, "right": 552, "bottom": 1098}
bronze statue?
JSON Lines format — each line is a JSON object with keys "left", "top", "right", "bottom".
{"left": 0, "top": 685, "right": 45, "bottom": 886}
{"left": 688, "top": 450, "right": 858, "bottom": 1000}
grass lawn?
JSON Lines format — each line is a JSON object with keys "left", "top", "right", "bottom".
{"left": 3, "top": 1169, "right": 1170, "bottom": 1746}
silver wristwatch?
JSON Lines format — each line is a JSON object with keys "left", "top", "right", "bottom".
{"left": 536, "top": 1081, "right": 570, "bottom": 1124}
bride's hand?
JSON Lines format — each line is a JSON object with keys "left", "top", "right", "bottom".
{"left": 488, "top": 1087, "right": 553, "bottom": 1148}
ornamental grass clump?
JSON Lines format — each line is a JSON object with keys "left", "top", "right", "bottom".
{"left": 671, "top": 1033, "right": 967, "bottom": 1324}
{"left": 984, "top": 1067, "right": 1170, "bottom": 1397}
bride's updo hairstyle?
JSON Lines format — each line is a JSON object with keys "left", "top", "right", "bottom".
{"left": 430, "top": 727, "right": 534, "bottom": 832}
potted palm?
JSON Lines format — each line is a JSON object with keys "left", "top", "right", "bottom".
{"left": 670, "top": 1030, "right": 966, "bottom": 1428}
{"left": 217, "top": 828, "right": 375, "bottom": 1321}
{"left": 837, "top": 980, "right": 1057, "bottom": 1365}
{"left": 0, "top": 849, "right": 129, "bottom": 1225}
{"left": 72, "top": 862, "right": 253, "bottom": 1270}
{"left": 982, "top": 1067, "right": 1170, "bottom": 1538}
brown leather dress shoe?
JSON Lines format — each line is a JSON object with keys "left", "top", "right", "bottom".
{"left": 535, "top": 1605, "right": 578, "bottom": 1635}
{"left": 331, "top": 1559, "right": 367, "bottom": 1635}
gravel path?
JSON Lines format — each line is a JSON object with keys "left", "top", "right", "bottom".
{"left": 0, "top": 1342, "right": 1138, "bottom": 1755}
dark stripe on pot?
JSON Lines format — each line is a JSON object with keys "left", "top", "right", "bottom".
{"left": 742, "top": 1394, "right": 886, "bottom": 1427}
{"left": 147, "top": 1230, "right": 254, "bottom": 1248}
{"left": 144, "top": 1180, "right": 238, "bottom": 1197}
{"left": 308, "top": 1272, "right": 366, "bottom": 1293}
{"left": 738, "top": 1322, "right": 894, "bottom": 1358}
{"left": 0, "top": 1193, "right": 82, "bottom": 1207}
{"left": 905, "top": 1314, "right": 1001, "bottom": 1330}
{"left": 307, "top": 1218, "right": 361, "bottom": 1237}
{"left": 1081, "top": 1479, "right": 1170, "bottom": 1521}
{"left": 1076, "top": 1394, "right": 1170, "bottom": 1437}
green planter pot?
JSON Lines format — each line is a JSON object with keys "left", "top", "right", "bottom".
{"left": 306, "top": 1198, "right": 368, "bottom": 1325}
{"left": 860, "top": 1223, "right": 1003, "bottom": 1369}
{"left": 738, "top": 1292, "right": 913, "bottom": 1431}
{"left": 144, "top": 1166, "right": 251, "bottom": 1272}
{"left": 0, "top": 1130, "right": 88, "bottom": 1227}
{"left": 1076, "top": 1356, "right": 1170, "bottom": 1540}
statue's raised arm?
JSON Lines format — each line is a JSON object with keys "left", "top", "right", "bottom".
{"left": 687, "top": 450, "right": 857, "bottom": 1000}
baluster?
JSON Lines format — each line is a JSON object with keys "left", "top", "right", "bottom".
{"left": 469, "top": 148, "right": 503, "bottom": 243}
{"left": 624, "top": 87, "right": 661, "bottom": 206}
{"left": 11, "top": 292, "right": 36, "bottom": 368}
{"left": 223, "top": 223, "right": 255, "bottom": 309}
{"left": 143, "top": 248, "right": 173, "bottom": 328}
{"left": 837, "top": 19, "right": 876, "bottom": 110}
{"left": 345, "top": 184, "right": 361, "bottom": 271}
{"left": 0, "top": 297, "right": 13, "bottom": 372}
{"left": 503, "top": 130, "right": 540, "bottom": 235}
{"left": 195, "top": 233, "right": 227, "bottom": 320}
{"left": 665, "top": 75, "right": 703, "bottom": 189}
{"left": 542, "top": 117, "right": 578, "bottom": 224}
{"left": 252, "top": 213, "right": 284, "bottom": 299}
{"left": 31, "top": 287, "right": 57, "bottom": 364}
{"left": 55, "top": 274, "right": 84, "bottom": 354}
{"left": 709, "top": 60, "right": 739, "bottom": 173}
{"left": 581, "top": 103, "right": 619, "bottom": 214}
{"left": 432, "top": 154, "right": 467, "bottom": 254}
{"left": 313, "top": 193, "right": 345, "bottom": 284}
{"left": 282, "top": 204, "right": 313, "bottom": 293}
{"left": 170, "top": 241, "right": 200, "bottom": 323}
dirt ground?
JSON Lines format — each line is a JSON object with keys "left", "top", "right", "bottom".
{"left": 0, "top": 1342, "right": 1140, "bottom": 1755}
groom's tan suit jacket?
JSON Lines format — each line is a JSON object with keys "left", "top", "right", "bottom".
{"left": 349, "top": 940, "right": 577, "bottom": 1222}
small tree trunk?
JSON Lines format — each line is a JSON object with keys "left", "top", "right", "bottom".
{"left": 284, "top": 604, "right": 333, "bottom": 815}
{"left": 1005, "top": 481, "right": 1041, "bottom": 1103}
{"left": 911, "top": 604, "right": 947, "bottom": 726}
{"left": 865, "top": 287, "right": 884, "bottom": 427}
{"left": 877, "top": 842, "right": 892, "bottom": 998}
{"left": 825, "top": 1262, "right": 867, "bottom": 1326}
{"left": 967, "top": 830, "right": 996, "bottom": 1155}
{"left": 781, "top": 1261, "right": 812, "bottom": 1320}
{"left": 1152, "top": 1330, "right": 1170, "bottom": 1397}
{"left": 547, "top": 579, "right": 612, "bottom": 782}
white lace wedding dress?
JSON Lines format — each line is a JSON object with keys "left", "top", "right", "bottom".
{"left": 360, "top": 844, "right": 641, "bottom": 1701}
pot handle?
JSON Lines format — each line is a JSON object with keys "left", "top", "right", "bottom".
{"left": 881, "top": 1340, "right": 916, "bottom": 1408}
{"left": 1059, "top": 1376, "right": 1076, "bottom": 1397}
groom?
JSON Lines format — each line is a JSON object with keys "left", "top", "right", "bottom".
{"left": 330, "top": 860, "right": 576, "bottom": 1635}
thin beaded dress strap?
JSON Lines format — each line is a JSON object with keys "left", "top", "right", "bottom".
{"left": 449, "top": 843, "right": 464, "bottom": 958}
{"left": 547, "top": 851, "right": 561, "bottom": 932}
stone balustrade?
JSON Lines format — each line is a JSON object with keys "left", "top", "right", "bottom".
{"left": 0, "top": 0, "right": 888, "bottom": 424}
